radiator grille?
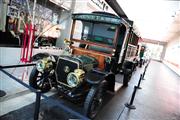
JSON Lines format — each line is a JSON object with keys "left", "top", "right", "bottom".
{"left": 55, "top": 57, "right": 79, "bottom": 84}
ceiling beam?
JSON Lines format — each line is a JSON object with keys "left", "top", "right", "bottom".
{"left": 105, "top": 0, "right": 128, "bottom": 18}
{"left": 142, "top": 38, "right": 167, "bottom": 45}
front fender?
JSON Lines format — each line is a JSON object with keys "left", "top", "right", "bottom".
{"left": 32, "top": 53, "right": 50, "bottom": 61}
{"left": 105, "top": 73, "right": 115, "bottom": 92}
{"left": 85, "top": 70, "right": 115, "bottom": 92}
{"left": 85, "top": 70, "right": 106, "bottom": 85}
{"left": 32, "top": 53, "right": 58, "bottom": 62}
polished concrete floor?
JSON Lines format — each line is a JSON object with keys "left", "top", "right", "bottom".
{"left": 119, "top": 61, "right": 180, "bottom": 120}
{"left": 0, "top": 61, "right": 180, "bottom": 120}
{"left": 96, "top": 61, "right": 180, "bottom": 120}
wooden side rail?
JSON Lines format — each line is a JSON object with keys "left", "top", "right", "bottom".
{"left": 71, "top": 38, "right": 115, "bottom": 51}
{"left": 71, "top": 46, "right": 112, "bottom": 70}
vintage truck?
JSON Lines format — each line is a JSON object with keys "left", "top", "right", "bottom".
{"left": 29, "top": 11, "right": 139, "bottom": 118}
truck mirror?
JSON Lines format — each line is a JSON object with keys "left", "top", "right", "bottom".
{"left": 64, "top": 38, "right": 74, "bottom": 45}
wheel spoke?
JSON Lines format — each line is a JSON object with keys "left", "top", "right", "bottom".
{"left": 36, "top": 74, "right": 51, "bottom": 89}
{"left": 30, "top": 67, "right": 52, "bottom": 92}
{"left": 41, "top": 80, "right": 47, "bottom": 89}
{"left": 37, "top": 80, "right": 43, "bottom": 86}
{"left": 36, "top": 74, "right": 49, "bottom": 82}
{"left": 36, "top": 78, "right": 44, "bottom": 82}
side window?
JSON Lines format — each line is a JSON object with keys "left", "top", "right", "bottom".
{"left": 92, "top": 23, "right": 115, "bottom": 46}
{"left": 73, "top": 21, "right": 83, "bottom": 40}
{"left": 82, "top": 21, "right": 92, "bottom": 40}
{"left": 82, "top": 26, "right": 89, "bottom": 40}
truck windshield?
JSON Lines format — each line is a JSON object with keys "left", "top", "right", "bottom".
{"left": 72, "top": 20, "right": 116, "bottom": 46}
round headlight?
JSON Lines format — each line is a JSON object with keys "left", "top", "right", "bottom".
{"left": 36, "top": 60, "right": 45, "bottom": 72}
{"left": 67, "top": 69, "right": 85, "bottom": 88}
{"left": 67, "top": 73, "right": 78, "bottom": 87}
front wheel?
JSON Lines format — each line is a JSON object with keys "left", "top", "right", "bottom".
{"left": 84, "top": 82, "right": 106, "bottom": 119}
{"left": 29, "top": 67, "right": 52, "bottom": 93}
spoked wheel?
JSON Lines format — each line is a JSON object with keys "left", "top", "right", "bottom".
{"left": 29, "top": 67, "right": 51, "bottom": 93}
{"left": 84, "top": 82, "right": 106, "bottom": 119}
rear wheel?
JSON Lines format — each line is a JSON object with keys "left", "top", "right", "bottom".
{"left": 123, "top": 69, "right": 132, "bottom": 87}
{"left": 29, "top": 67, "right": 51, "bottom": 93}
{"left": 84, "top": 82, "right": 106, "bottom": 119}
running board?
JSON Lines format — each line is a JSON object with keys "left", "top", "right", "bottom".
{"left": 114, "top": 82, "right": 123, "bottom": 92}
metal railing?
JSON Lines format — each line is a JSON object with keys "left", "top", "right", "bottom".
{"left": 0, "top": 64, "right": 90, "bottom": 120}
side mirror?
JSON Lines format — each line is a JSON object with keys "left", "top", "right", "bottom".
{"left": 64, "top": 38, "right": 74, "bottom": 45}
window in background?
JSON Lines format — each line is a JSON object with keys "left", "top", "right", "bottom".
{"left": 144, "top": 43, "right": 164, "bottom": 61}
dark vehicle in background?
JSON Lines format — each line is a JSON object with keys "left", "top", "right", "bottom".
{"left": 29, "top": 12, "right": 139, "bottom": 118}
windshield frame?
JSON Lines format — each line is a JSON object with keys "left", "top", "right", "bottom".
{"left": 70, "top": 19, "right": 119, "bottom": 51}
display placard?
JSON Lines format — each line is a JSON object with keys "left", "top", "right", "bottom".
{"left": 7, "top": 6, "right": 20, "bottom": 18}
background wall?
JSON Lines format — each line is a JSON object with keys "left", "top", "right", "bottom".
{"left": 0, "top": 47, "right": 63, "bottom": 65}
{"left": 163, "top": 36, "right": 180, "bottom": 76}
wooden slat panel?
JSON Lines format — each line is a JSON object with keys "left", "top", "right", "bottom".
{"left": 71, "top": 46, "right": 112, "bottom": 57}
{"left": 72, "top": 47, "right": 109, "bottom": 70}
{"left": 71, "top": 38, "right": 115, "bottom": 50}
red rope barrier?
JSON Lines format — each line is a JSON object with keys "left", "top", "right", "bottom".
{"left": 21, "top": 23, "right": 36, "bottom": 63}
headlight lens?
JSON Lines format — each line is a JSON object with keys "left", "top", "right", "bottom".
{"left": 67, "top": 69, "right": 85, "bottom": 87}
{"left": 36, "top": 58, "right": 53, "bottom": 72}
{"left": 67, "top": 73, "right": 78, "bottom": 87}
{"left": 36, "top": 60, "right": 45, "bottom": 72}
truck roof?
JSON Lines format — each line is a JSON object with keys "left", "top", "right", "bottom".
{"left": 72, "top": 12, "right": 122, "bottom": 25}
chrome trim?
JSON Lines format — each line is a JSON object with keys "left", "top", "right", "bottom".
{"left": 57, "top": 56, "right": 80, "bottom": 68}
{"left": 57, "top": 80, "right": 74, "bottom": 88}
{"left": 55, "top": 56, "right": 80, "bottom": 85}
{"left": 67, "top": 69, "right": 85, "bottom": 87}
{"left": 118, "top": 27, "right": 130, "bottom": 64}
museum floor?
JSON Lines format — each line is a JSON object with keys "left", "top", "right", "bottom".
{"left": 0, "top": 60, "right": 180, "bottom": 120}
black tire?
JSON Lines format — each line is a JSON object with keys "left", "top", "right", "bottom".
{"left": 123, "top": 74, "right": 131, "bottom": 87}
{"left": 123, "top": 69, "right": 132, "bottom": 87}
{"left": 29, "top": 67, "right": 51, "bottom": 93}
{"left": 139, "top": 59, "right": 143, "bottom": 67}
{"left": 84, "top": 81, "right": 106, "bottom": 119}
{"left": 111, "top": 63, "right": 120, "bottom": 74}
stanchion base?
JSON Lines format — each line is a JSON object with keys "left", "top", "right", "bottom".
{"left": 125, "top": 103, "right": 136, "bottom": 109}
{"left": 0, "top": 90, "right": 6, "bottom": 97}
{"left": 142, "top": 77, "right": 145, "bottom": 80}
{"left": 137, "top": 87, "right": 142, "bottom": 89}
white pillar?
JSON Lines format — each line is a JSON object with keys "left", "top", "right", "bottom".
{"left": 56, "top": 0, "right": 76, "bottom": 48}
{"left": 161, "top": 43, "right": 167, "bottom": 61}
{"left": 0, "top": 0, "right": 9, "bottom": 32}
